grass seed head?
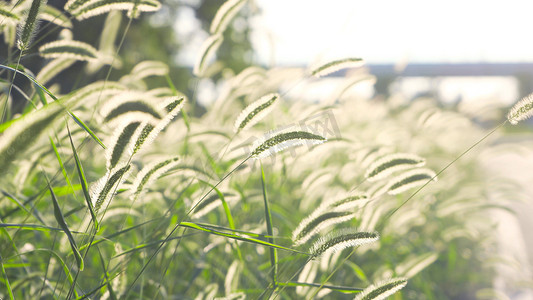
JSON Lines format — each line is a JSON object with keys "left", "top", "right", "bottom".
{"left": 507, "top": 93, "right": 533, "bottom": 125}
{"left": 354, "top": 277, "right": 408, "bottom": 300}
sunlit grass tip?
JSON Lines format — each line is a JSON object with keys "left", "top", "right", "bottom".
{"left": 39, "top": 39, "right": 99, "bottom": 61}
{"left": 90, "top": 163, "right": 132, "bottom": 213}
{"left": 365, "top": 152, "right": 426, "bottom": 182}
{"left": 0, "top": 102, "right": 64, "bottom": 173}
{"left": 396, "top": 252, "right": 438, "bottom": 278}
{"left": 309, "top": 229, "right": 379, "bottom": 257}
{"left": 386, "top": 168, "right": 437, "bottom": 195}
{"left": 100, "top": 91, "right": 163, "bottom": 123}
{"left": 70, "top": 0, "right": 162, "bottom": 20}
{"left": 210, "top": 0, "right": 247, "bottom": 34}
{"left": 17, "top": 0, "right": 44, "bottom": 50}
{"left": 507, "top": 93, "right": 533, "bottom": 125}
{"left": 130, "top": 156, "right": 180, "bottom": 199}
{"left": 192, "top": 191, "right": 237, "bottom": 218}
{"left": 129, "top": 97, "right": 184, "bottom": 155}
{"left": 251, "top": 130, "right": 326, "bottom": 160}
{"left": 0, "top": 5, "right": 20, "bottom": 24}
{"left": 36, "top": 58, "right": 75, "bottom": 85}
{"left": 234, "top": 93, "right": 279, "bottom": 133}
{"left": 106, "top": 119, "right": 143, "bottom": 169}
{"left": 311, "top": 58, "right": 364, "bottom": 78}
{"left": 324, "top": 192, "right": 369, "bottom": 211}
{"left": 129, "top": 60, "right": 169, "bottom": 81}
{"left": 41, "top": 5, "right": 73, "bottom": 28}
{"left": 292, "top": 211, "right": 355, "bottom": 246}
{"left": 63, "top": 80, "right": 127, "bottom": 107}
{"left": 193, "top": 33, "right": 223, "bottom": 77}
{"left": 354, "top": 277, "right": 407, "bottom": 300}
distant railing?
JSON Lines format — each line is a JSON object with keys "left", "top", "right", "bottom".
{"left": 328, "top": 63, "right": 533, "bottom": 77}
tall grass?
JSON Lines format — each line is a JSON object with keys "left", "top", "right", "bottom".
{"left": 0, "top": 0, "right": 531, "bottom": 299}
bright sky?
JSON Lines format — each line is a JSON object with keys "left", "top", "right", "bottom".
{"left": 251, "top": 0, "right": 533, "bottom": 66}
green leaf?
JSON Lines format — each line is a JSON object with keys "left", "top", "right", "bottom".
{"left": 180, "top": 222, "right": 307, "bottom": 255}
{"left": 6, "top": 249, "right": 79, "bottom": 297}
{"left": 68, "top": 125, "right": 100, "bottom": 231}
{"left": 165, "top": 74, "right": 190, "bottom": 131}
{"left": 47, "top": 178, "right": 84, "bottom": 271}
{"left": 50, "top": 137, "right": 73, "bottom": 188}
{"left": 278, "top": 281, "right": 363, "bottom": 293}
{"left": 0, "top": 223, "right": 83, "bottom": 233}
{"left": 0, "top": 64, "right": 106, "bottom": 149}
{"left": 68, "top": 111, "right": 106, "bottom": 149}
{"left": 260, "top": 163, "right": 278, "bottom": 284}
{"left": 0, "top": 253, "right": 14, "bottom": 300}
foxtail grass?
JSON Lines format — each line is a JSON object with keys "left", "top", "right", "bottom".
{"left": 210, "top": 0, "right": 247, "bottom": 34}
{"left": 386, "top": 168, "right": 437, "bottom": 195}
{"left": 309, "top": 229, "right": 379, "bottom": 257}
{"left": 69, "top": 0, "right": 161, "bottom": 20}
{"left": 507, "top": 93, "right": 533, "bottom": 125}
{"left": 39, "top": 40, "right": 99, "bottom": 61}
{"left": 17, "top": 0, "right": 44, "bottom": 50}
{"left": 311, "top": 58, "right": 364, "bottom": 78}
{"left": 0, "top": 101, "right": 64, "bottom": 173}
{"left": 365, "top": 153, "right": 425, "bottom": 182}
{"left": 193, "top": 33, "right": 223, "bottom": 77}
{"left": 234, "top": 93, "right": 279, "bottom": 133}
{"left": 251, "top": 130, "right": 326, "bottom": 159}
{"left": 354, "top": 278, "right": 407, "bottom": 300}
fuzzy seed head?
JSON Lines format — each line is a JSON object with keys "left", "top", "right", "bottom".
{"left": 386, "top": 168, "right": 437, "bottom": 195}
{"left": 234, "top": 93, "right": 279, "bottom": 133}
{"left": 311, "top": 58, "right": 364, "bottom": 78}
{"left": 310, "top": 229, "right": 379, "bottom": 257}
{"left": 293, "top": 211, "right": 355, "bottom": 246}
{"left": 365, "top": 153, "right": 426, "bottom": 182}
{"left": 71, "top": 0, "right": 161, "bottom": 20}
{"left": 507, "top": 93, "right": 533, "bottom": 125}
{"left": 354, "top": 278, "right": 408, "bottom": 300}
{"left": 251, "top": 130, "right": 326, "bottom": 159}
{"left": 39, "top": 40, "right": 98, "bottom": 61}
{"left": 193, "top": 33, "right": 223, "bottom": 77}
{"left": 131, "top": 156, "right": 180, "bottom": 199}
{"left": 210, "top": 0, "right": 247, "bottom": 34}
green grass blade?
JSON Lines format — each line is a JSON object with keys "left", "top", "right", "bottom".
{"left": 47, "top": 178, "right": 84, "bottom": 271}
{"left": 165, "top": 74, "right": 190, "bottom": 130}
{"left": 35, "top": 83, "right": 48, "bottom": 106}
{"left": 180, "top": 222, "right": 306, "bottom": 255}
{"left": 0, "top": 190, "right": 46, "bottom": 224}
{"left": 260, "top": 163, "right": 278, "bottom": 285}
{"left": 198, "top": 180, "right": 235, "bottom": 229}
{"left": 278, "top": 281, "right": 363, "bottom": 293}
{"left": 0, "top": 64, "right": 106, "bottom": 149}
{"left": 200, "top": 180, "right": 242, "bottom": 260}
{"left": 6, "top": 249, "right": 79, "bottom": 298}
{"left": 0, "top": 223, "right": 84, "bottom": 233}
{"left": 49, "top": 136, "right": 73, "bottom": 188}
{"left": 0, "top": 222, "right": 18, "bottom": 256}
{"left": 68, "top": 125, "right": 99, "bottom": 231}
{"left": 194, "top": 222, "right": 282, "bottom": 239}
{"left": 113, "top": 236, "right": 188, "bottom": 258}
{"left": 78, "top": 218, "right": 161, "bottom": 252}
{"left": 68, "top": 111, "right": 106, "bottom": 149}
{"left": 75, "top": 270, "right": 123, "bottom": 300}
{"left": 0, "top": 253, "right": 14, "bottom": 300}
{"left": 0, "top": 64, "right": 58, "bottom": 100}
{"left": 97, "top": 247, "right": 118, "bottom": 300}
{"left": 1, "top": 190, "right": 31, "bottom": 215}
